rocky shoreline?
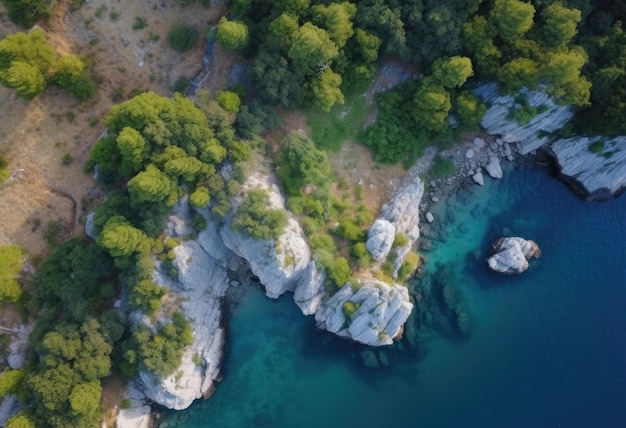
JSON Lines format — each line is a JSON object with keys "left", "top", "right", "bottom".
{"left": 114, "top": 79, "right": 625, "bottom": 427}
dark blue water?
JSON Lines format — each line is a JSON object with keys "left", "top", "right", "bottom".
{"left": 160, "top": 163, "right": 626, "bottom": 428}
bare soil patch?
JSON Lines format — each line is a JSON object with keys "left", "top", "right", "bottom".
{"left": 0, "top": 0, "right": 227, "bottom": 256}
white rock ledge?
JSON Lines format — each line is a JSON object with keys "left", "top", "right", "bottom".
{"left": 551, "top": 136, "right": 626, "bottom": 200}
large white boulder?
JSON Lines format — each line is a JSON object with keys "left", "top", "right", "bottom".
{"left": 475, "top": 82, "right": 573, "bottom": 155}
{"left": 315, "top": 281, "right": 413, "bottom": 346}
{"left": 485, "top": 156, "right": 503, "bottom": 179}
{"left": 487, "top": 237, "right": 541, "bottom": 275}
{"left": 551, "top": 136, "right": 626, "bottom": 200}
{"left": 116, "top": 381, "right": 153, "bottom": 428}
{"left": 220, "top": 173, "right": 312, "bottom": 299}
{"left": 367, "top": 173, "right": 424, "bottom": 277}
{"left": 365, "top": 219, "right": 396, "bottom": 262}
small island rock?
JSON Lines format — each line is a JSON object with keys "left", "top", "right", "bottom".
{"left": 487, "top": 237, "right": 541, "bottom": 274}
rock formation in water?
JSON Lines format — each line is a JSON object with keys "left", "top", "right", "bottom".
{"left": 487, "top": 237, "right": 541, "bottom": 274}
{"left": 219, "top": 172, "right": 326, "bottom": 315}
{"left": 475, "top": 82, "right": 573, "bottom": 155}
{"left": 551, "top": 136, "right": 626, "bottom": 200}
{"left": 315, "top": 281, "right": 413, "bottom": 346}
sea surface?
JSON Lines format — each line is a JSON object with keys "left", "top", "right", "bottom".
{"left": 160, "top": 162, "right": 626, "bottom": 428}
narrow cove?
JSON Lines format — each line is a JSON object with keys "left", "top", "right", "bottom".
{"left": 160, "top": 162, "right": 626, "bottom": 428}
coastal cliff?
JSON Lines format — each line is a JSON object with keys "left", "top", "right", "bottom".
{"left": 551, "top": 136, "right": 626, "bottom": 200}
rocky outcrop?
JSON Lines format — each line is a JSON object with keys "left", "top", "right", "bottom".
{"left": 293, "top": 261, "right": 327, "bottom": 316}
{"left": 0, "top": 395, "right": 23, "bottom": 427}
{"left": 116, "top": 381, "right": 153, "bottom": 428}
{"left": 485, "top": 156, "right": 503, "bottom": 179}
{"left": 366, "top": 174, "right": 424, "bottom": 277}
{"left": 551, "top": 136, "right": 626, "bottom": 200}
{"left": 475, "top": 82, "right": 573, "bottom": 155}
{"left": 139, "top": 218, "right": 230, "bottom": 410}
{"left": 487, "top": 237, "right": 541, "bottom": 274}
{"left": 365, "top": 219, "right": 396, "bottom": 262}
{"left": 220, "top": 173, "right": 312, "bottom": 300}
{"left": 315, "top": 281, "right": 413, "bottom": 346}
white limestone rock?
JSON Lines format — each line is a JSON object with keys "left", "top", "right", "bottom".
{"left": 164, "top": 196, "right": 194, "bottom": 238}
{"left": 485, "top": 156, "right": 503, "bottom": 179}
{"left": 315, "top": 281, "right": 413, "bottom": 346}
{"left": 116, "top": 381, "right": 153, "bottom": 428}
{"left": 425, "top": 212, "right": 434, "bottom": 223}
{"left": 472, "top": 170, "right": 485, "bottom": 186}
{"left": 85, "top": 212, "right": 96, "bottom": 239}
{"left": 365, "top": 219, "right": 396, "bottom": 262}
{"left": 487, "top": 237, "right": 542, "bottom": 275}
{"left": 465, "top": 149, "right": 474, "bottom": 159}
{"left": 220, "top": 173, "right": 311, "bottom": 299}
{"left": 473, "top": 137, "right": 486, "bottom": 148}
{"left": 293, "top": 261, "right": 327, "bottom": 315}
{"left": 551, "top": 136, "right": 626, "bottom": 200}
{"left": 140, "top": 238, "right": 229, "bottom": 410}
{"left": 367, "top": 173, "right": 424, "bottom": 277}
{"left": 475, "top": 82, "right": 573, "bottom": 155}
{"left": 7, "top": 337, "right": 29, "bottom": 370}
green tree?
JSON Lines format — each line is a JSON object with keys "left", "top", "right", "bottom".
{"left": 129, "top": 279, "right": 167, "bottom": 313}
{"left": 189, "top": 186, "right": 210, "bottom": 208}
{"left": 497, "top": 58, "right": 540, "bottom": 92}
{"left": 0, "top": 369, "right": 25, "bottom": 396}
{"left": 167, "top": 25, "right": 197, "bottom": 52}
{"left": 2, "top": 0, "right": 57, "bottom": 27}
{"left": 127, "top": 165, "right": 179, "bottom": 207}
{"left": 306, "top": 66, "right": 344, "bottom": 112}
{"left": 454, "top": 91, "right": 487, "bottom": 129}
{"left": 288, "top": 23, "right": 339, "bottom": 76}
{"left": 268, "top": 13, "right": 299, "bottom": 38}
{"left": 326, "top": 257, "right": 351, "bottom": 289}
{"left": 490, "top": 0, "right": 535, "bottom": 41}
{"left": 69, "top": 381, "right": 101, "bottom": 417}
{"left": 539, "top": 2, "right": 581, "bottom": 48}
{"left": 216, "top": 17, "right": 249, "bottom": 50}
{"left": 311, "top": 2, "right": 356, "bottom": 49}
{"left": 49, "top": 55, "right": 96, "bottom": 100}
{"left": 353, "top": 29, "right": 381, "bottom": 63}
{"left": 432, "top": 56, "right": 473, "bottom": 88}
{"left": 116, "top": 127, "right": 148, "bottom": 176}
{"left": 463, "top": 16, "right": 502, "bottom": 75}
{"left": 0, "top": 28, "right": 56, "bottom": 73}
{"left": 5, "top": 413, "right": 35, "bottom": 428}
{"left": 412, "top": 78, "right": 452, "bottom": 133}
{"left": 99, "top": 216, "right": 151, "bottom": 258}
{"left": 3, "top": 61, "right": 46, "bottom": 98}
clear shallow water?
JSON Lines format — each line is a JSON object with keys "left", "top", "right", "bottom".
{"left": 161, "top": 163, "right": 626, "bottom": 428}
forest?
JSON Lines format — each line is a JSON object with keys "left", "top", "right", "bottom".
{"left": 0, "top": 0, "right": 625, "bottom": 427}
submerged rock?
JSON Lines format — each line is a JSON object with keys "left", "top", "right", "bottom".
{"left": 475, "top": 82, "right": 573, "bottom": 155}
{"left": 551, "top": 136, "right": 626, "bottom": 200}
{"left": 472, "top": 170, "right": 485, "bottom": 186}
{"left": 487, "top": 237, "right": 541, "bottom": 274}
{"left": 315, "top": 281, "right": 413, "bottom": 346}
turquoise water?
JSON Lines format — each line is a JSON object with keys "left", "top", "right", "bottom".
{"left": 160, "top": 163, "right": 626, "bottom": 428}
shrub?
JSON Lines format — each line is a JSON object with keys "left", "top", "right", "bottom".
{"left": 352, "top": 242, "right": 372, "bottom": 268}
{"left": 588, "top": 140, "right": 604, "bottom": 154}
{"left": 397, "top": 251, "right": 420, "bottom": 281}
{"left": 62, "top": 153, "right": 73, "bottom": 165}
{"left": 232, "top": 189, "right": 288, "bottom": 241}
{"left": 173, "top": 76, "right": 190, "bottom": 94}
{"left": 393, "top": 233, "right": 409, "bottom": 248}
{"left": 429, "top": 155, "right": 456, "bottom": 179}
{"left": 132, "top": 17, "right": 148, "bottom": 31}
{"left": 167, "top": 25, "right": 198, "bottom": 52}
{"left": 335, "top": 219, "right": 364, "bottom": 242}
{"left": 216, "top": 90, "right": 241, "bottom": 113}
{"left": 342, "top": 301, "right": 359, "bottom": 318}
{"left": 326, "top": 257, "right": 351, "bottom": 290}
{"left": 121, "top": 399, "right": 132, "bottom": 409}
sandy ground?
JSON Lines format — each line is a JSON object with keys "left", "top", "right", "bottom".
{"left": 0, "top": 0, "right": 227, "bottom": 256}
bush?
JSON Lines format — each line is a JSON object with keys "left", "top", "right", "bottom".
{"left": 397, "top": 251, "right": 420, "bottom": 281}
{"left": 167, "top": 25, "right": 198, "bottom": 52}
{"left": 173, "top": 76, "right": 190, "bottom": 94}
{"left": 232, "top": 189, "right": 288, "bottom": 241}
{"left": 335, "top": 219, "right": 364, "bottom": 242}
{"left": 393, "top": 233, "right": 409, "bottom": 248}
{"left": 326, "top": 257, "right": 351, "bottom": 290}
{"left": 342, "top": 301, "right": 359, "bottom": 318}
{"left": 352, "top": 242, "right": 372, "bottom": 268}
{"left": 216, "top": 90, "right": 241, "bottom": 113}
{"left": 588, "top": 140, "right": 604, "bottom": 154}
{"left": 429, "top": 155, "right": 456, "bottom": 179}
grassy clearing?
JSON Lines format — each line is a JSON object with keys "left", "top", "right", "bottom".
{"left": 307, "top": 90, "right": 374, "bottom": 152}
